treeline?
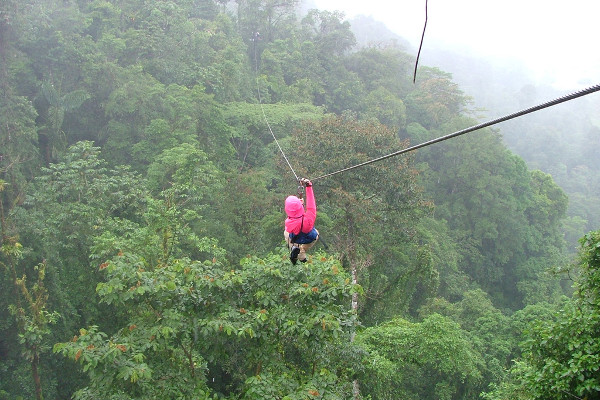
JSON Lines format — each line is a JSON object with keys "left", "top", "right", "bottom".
{"left": 421, "top": 47, "right": 600, "bottom": 250}
{"left": 501, "top": 85, "right": 600, "bottom": 248}
{"left": 0, "top": 1, "right": 598, "bottom": 399}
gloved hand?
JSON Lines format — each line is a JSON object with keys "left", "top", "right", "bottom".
{"left": 299, "top": 178, "right": 312, "bottom": 187}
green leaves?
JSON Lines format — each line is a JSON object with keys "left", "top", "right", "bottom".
{"left": 3, "top": 255, "right": 59, "bottom": 400}
{"left": 485, "top": 230, "right": 600, "bottom": 399}
{"left": 2, "top": 0, "right": 587, "bottom": 398}
{"left": 289, "top": 115, "right": 431, "bottom": 322}
{"left": 356, "top": 313, "right": 485, "bottom": 400}
{"left": 45, "top": 147, "right": 360, "bottom": 398}
{"left": 59, "top": 244, "right": 359, "bottom": 398}
{"left": 416, "top": 115, "right": 569, "bottom": 309}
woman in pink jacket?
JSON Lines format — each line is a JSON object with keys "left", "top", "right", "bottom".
{"left": 284, "top": 178, "right": 319, "bottom": 264}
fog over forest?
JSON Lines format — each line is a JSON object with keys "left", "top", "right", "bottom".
{"left": 347, "top": 12, "right": 600, "bottom": 251}
{"left": 313, "top": 0, "right": 600, "bottom": 90}
{"left": 1, "top": 1, "right": 599, "bottom": 399}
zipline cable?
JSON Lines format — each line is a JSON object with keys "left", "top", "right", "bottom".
{"left": 252, "top": 32, "right": 299, "bottom": 181}
{"left": 310, "top": 83, "right": 600, "bottom": 182}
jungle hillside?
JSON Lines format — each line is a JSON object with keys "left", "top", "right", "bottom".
{"left": 1, "top": 1, "right": 599, "bottom": 399}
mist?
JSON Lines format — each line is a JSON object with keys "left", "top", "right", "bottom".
{"left": 312, "top": 0, "right": 600, "bottom": 90}
{"left": 337, "top": 8, "right": 600, "bottom": 252}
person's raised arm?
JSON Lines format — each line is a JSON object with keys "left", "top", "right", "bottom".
{"left": 301, "top": 179, "right": 316, "bottom": 230}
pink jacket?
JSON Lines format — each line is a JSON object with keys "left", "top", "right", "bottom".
{"left": 284, "top": 186, "right": 316, "bottom": 234}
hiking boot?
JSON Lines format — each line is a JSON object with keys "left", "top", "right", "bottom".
{"left": 290, "top": 246, "right": 300, "bottom": 264}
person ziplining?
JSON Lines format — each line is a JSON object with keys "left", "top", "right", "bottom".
{"left": 271, "top": 84, "right": 600, "bottom": 263}
{"left": 284, "top": 178, "right": 319, "bottom": 264}
{"left": 253, "top": 26, "right": 599, "bottom": 263}
{"left": 248, "top": 2, "right": 599, "bottom": 260}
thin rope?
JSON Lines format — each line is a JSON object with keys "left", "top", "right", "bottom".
{"left": 413, "top": 0, "right": 428, "bottom": 83}
{"left": 252, "top": 33, "right": 299, "bottom": 181}
{"left": 311, "top": 83, "right": 600, "bottom": 182}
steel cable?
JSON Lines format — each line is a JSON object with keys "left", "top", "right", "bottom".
{"left": 252, "top": 33, "right": 299, "bottom": 182}
{"left": 310, "top": 83, "right": 600, "bottom": 182}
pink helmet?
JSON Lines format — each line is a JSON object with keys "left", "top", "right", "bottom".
{"left": 285, "top": 196, "right": 304, "bottom": 218}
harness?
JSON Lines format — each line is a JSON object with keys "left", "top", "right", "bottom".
{"left": 289, "top": 215, "right": 318, "bottom": 244}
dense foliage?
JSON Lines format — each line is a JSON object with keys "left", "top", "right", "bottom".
{"left": 424, "top": 52, "right": 600, "bottom": 252}
{"left": 483, "top": 231, "right": 600, "bottom": 400}
{"left": 0, "top": 0, "right": 597, "bottom": 399}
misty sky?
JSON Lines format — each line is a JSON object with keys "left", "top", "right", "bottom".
{"left": 313, "top": 0, "right": 599, "bottom": 89}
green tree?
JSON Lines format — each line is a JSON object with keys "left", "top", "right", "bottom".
{"left": 47, "top": 136, "right": 358, "bottom": 398}
{"left": 417, "top": 116, "right": 568, "bottom": 309}
{"left": 235, "top": 0, "right": 300, "bottom": 43}
{"left": 300, "top": 10, "right": 356, "bottom": 59}
{"left": 345, "top": 47, "right": 414, "bottom": 97}
{"left": 257, "top": 36, "right": 327, "bottom": 105}
{"left": 345, "top": 47, "right": 414, "bottom": 125}
{"left": 56, "top": 209, "right": 358, "bottom": 399}
{"left": 54, "top": 215, "right": 221, "bottom": 399}
{"left": 257, "top": 37, "right": 323, "bottom": 103}
{"left": 119, "top": 0, "right": 212, "bottom": 86}
{"left": 517, "top": 231, "right": 600, "bottom": 399}
{"left": 102, "top": 66, "right": 167, "bottom": 165}
{"left": 1, "top": 251, "right": 60, "bottom": 400}
{"left": 516, "top": 171, "right": 568, "bottom": 304}
{"left": 1, "top": 5, "right": 47, "bottom": 393}
{"left": 360, "top": 86, "right": 407, "bottom": 129}
{"left": 287, "top": 115, "right": 433, "bottom": 324}
{"left": 46, "top": 138, "right": 220, "bottom": 398}
{"left": 201, "top": 169, "right": 281, "bottom": 261}
{"left": 0, "top": 94, "right": 39, "bottom": 229}
{"left": 484, "top": 231, "right": 600, "bottom": 399}
{"left": 297, "top": 10, "right": 362, "bottom": 112}
{"left": 414, "top": 217, "right": 469, "bottom": 301}
{"left": 419, "top": 290, "right": 553, "bottom": 393}
{"left": 223, "top": 101, "right": 323, "bottom": 170}
{"left": 356, "top": 313, "right": 484, "bottom": 400}
{"left": 4, "top": 142, "right": 148, "bottom": 397}
{"left": 19, "top": 141, "right": 145, "bottom": 318}
{"left": 38, "top": 80, "right": 89, "bottom": 164}
{"left": 55, "top": 249, "right": 359, "bottom": 399}
{"left": 405, "top": 67, "right": 471, "bottom": 129}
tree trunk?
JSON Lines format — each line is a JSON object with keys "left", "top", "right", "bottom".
{"left": 346, "top": 209, "right": 360, "bottom": 400}
{"left": 0, "top": 183, "right": 5, "bottom": 240}
{"left": 32, "top": 349, "right": 43, "bottom": 400}
{"left": 351, "top": 259, "right": 359, "bottom": 399}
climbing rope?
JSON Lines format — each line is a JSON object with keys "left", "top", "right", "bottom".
{"left": 310, "top": 83, "right": 600, "bottom": 182}
{"left": 252, "top": 32, "right": 300, "bottom": 182}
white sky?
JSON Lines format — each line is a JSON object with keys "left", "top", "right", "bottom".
{"left": 313, "top": 0, "right": 600, "bottom": 89}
